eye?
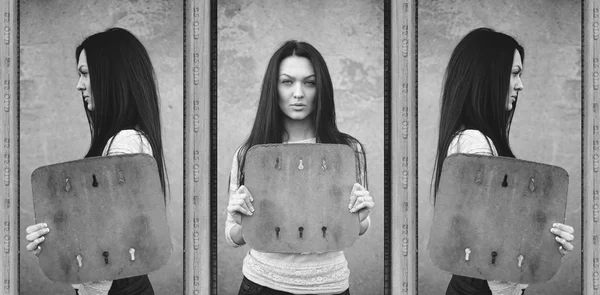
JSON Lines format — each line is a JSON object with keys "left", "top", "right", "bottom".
{"left": 281, "top": 79, "right": 292, "bottom": 85}
{"left": 305, "top": 80, "right": 316, "bottom": 86}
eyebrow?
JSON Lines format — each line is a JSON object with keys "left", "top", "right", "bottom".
{"left": 279, "top": 73, "right": 316, "bottom": 79}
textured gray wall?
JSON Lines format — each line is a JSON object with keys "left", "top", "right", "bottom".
{"left": 19, "top": 1, "right": 183, "bottom": 294}
{"left": 217, "top": 0, "right": 384, "bottom": 294}
{"left": 418, "top": 0, "right": 581, "bottom": 294}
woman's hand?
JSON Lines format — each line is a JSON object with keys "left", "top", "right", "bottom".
{"left": 348, "top": 183, "right": 374, "bottom": 222}
{"left": 227, "top": 185, "right": 255, "bottom": 225}
{"left": 25, "top": 223, "right": 49, "bottom": 256}
{"left": 550, "top": 223, "right": 575, "bottom": 256}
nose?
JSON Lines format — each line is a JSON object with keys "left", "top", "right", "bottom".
{"left": 515, "top": 76, "right": 524, "bottom": 91}
{"left": 76, "top": 77, "right": 85, "bottom": 91}
{"left": 292, "top": 82, "right": 304, "bottom": 99}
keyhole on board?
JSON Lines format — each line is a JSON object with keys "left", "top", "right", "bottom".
{"left": 322, "top": 226, "right": 327, "bottom": 238}
{"left": 501, "top": 175, "right": 508, "bottom": 187}
{"left": 275, "top": 227, "right": 280, "bottom": 239}
{"left": 491, "top": 251, "right": 498, "bottom": 265}
{"left": 102, "top": 251, "right": 109, "bottom": 265}
{"left": 92, "top": 174, "right": 99, "bottom": 187}
{"left": 275, "top": 158, "right": 280, "bottom": 170}
{"left": 298, "top": 227, "right": 304, "bottom": 239}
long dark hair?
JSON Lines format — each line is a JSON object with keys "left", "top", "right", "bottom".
{"left": 76, "top": 27, "right": 168, "bottom": 198}
{"left": 432, "top": 28, "right": 524, "bottom": 201}
{"left": 235, "top": 40, "right": 367, "bottom": 187}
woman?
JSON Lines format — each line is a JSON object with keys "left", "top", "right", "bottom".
{"left": 432, "top": 28, "right": 575, "bottom": 295}
{"left": 225, "top": 40, "right": 374, "bottom": 295}
{"left": 25, "top": 27, "right": 168, "bottom": 295}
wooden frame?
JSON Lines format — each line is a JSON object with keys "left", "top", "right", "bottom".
{"left": 184, "top": 0, "right": 213, "bottom": 294}
{"left": 0, "top": 0, "right": 18, "bottom": 294}
{"left": 584, "top": 0, "right": 600, "bottom": 294}
{"left": 1, "top": 0, "right": 597, "bottom": 294}
{"left": 391, "top": 0, "right": 417, "bottom": 294}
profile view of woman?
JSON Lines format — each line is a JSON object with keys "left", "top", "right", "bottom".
{"left": 25, "top": 27, "right": 168, "bottom": 295}
{"left": 225, "top": 40, "right": 375, "bottom": 295}
{"left": 432, "top": 28, "right": 575, "bottom": 295}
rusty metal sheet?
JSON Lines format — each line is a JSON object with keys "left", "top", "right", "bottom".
{"left": 428, "top": 154, "right": 569, "bottom": 284}
{"left": 242, "top": 144, "right": 360, "bottom": 253}
{"left": 31, "top": 154, "right": 172, "bottom": 284}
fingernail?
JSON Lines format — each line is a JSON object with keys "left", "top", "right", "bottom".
{"left": 553, "top": 223, "right": 558, "bottom": 227}
{"left": 43, "top": 223, "right": 48, "bottom": 227}
{"left": 249, "top": 212, "right": 253, "bottom": 215}
{"left": 46, "top": 228, "right": 50, "bottom": 233}
{"left": 555, "top": 236, "right": 560, "bottom": 241}
{"left": 250, "top": 208, "right": 254, "bottom": 212}
{"left": 41, "top": 236, "right": 45, "bottom": 241}
{"left": 550, "top": 228, "right": 556, "bottom": 233}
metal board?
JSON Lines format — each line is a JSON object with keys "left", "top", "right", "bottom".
{"left": 428, "top": 154, "right": 569, "bottom": 283}
{"left": 242, "top": 144, "right": 360, "bottom": 253}
{"left": 31, "top": 153, "right": 172, "bottom": 283}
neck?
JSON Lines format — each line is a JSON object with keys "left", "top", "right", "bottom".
{"left": 283, "top": 116, "right": 316, "bottom": 142}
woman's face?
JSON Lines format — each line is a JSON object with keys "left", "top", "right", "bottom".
{"left": 506, "top": 49, "right": 524, "bottom": 111}
{"left": 76, "top": 49, "right": 94, "bottom": 111}
{"left": 278, "top": 55, "right": 316, "bottom": 122}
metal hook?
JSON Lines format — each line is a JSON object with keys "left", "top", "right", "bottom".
{"left": 298, "top": 159, "right": 304, "bottom": 170}
{"left": 275, "top": 158, "right": 280, "bottom": 170}
{"left": 65, "top": 178, "right": 71, "bottom": 192}
{"left": 118, "top": 171, "right": 125, "bottom": 184}
{"left": 321, "top": 158, "right": 327, "bottom": 170}
{"left": 465, "top": 248, "right": 471, "bottom": 261}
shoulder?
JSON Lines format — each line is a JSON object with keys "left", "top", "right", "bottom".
{"left": 448, "top": 129, "right": 497, "bottom": 156}
{"left": 103, "top": 129, "right": 153, "bottom": 156}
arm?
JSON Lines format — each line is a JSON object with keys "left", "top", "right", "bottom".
{"left": 224, "top": 149, "right": 254, "bottom": 247}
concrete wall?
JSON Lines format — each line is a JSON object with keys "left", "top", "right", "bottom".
{"left": 217, "top": 0, "right": 384, "bottom": 294}
{"left": 19, "top": 1, "right": 183, "bottom": 294}
{"left": 418, "top": 0, "right": 581, "bottom": 294}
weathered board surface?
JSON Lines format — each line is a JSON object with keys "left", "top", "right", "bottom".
{"left": 242, "top": 144, "right": 360, "bottom": 253}
{"left": 428, "top": 154, "right": 569, "bottom": 284}
{"left": 31, "top": 154, "right": 172, "bottom": 283}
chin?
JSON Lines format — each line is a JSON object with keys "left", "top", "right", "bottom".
{"left": 285, "top": 112, "right": 311, "bottom": 121}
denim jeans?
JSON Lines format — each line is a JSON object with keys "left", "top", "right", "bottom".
{"left": 238, "top": 276, "right": 350, "bottom": 295}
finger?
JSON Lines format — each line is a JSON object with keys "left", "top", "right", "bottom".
{"left": 226, "top": 198, "right": 246, "bottom": 213}
{"left": 227, "top": 204, "right": 252, "bottom": 216}
{"left": 351, "top": 200, "right": 374, "bottom": 213}
{"left": 241, "top": 194, "right": 254, "bottom": 213}
{"left": 350, "top": 196, "right": 365, "bottom": 212}
{"left": 555, "top": 236, "right": 574, "bottom": 251}
{"left": 26, "top": 236, "right": 45, "bottom": 251}
{"left": 34, "top": 246, "right": 42, "bottom": 256}
{"left": 553, "top": 223, "right": 574, "bottom": 234}
{"left": 349, "top": 183, "right": 363, "bottom": 209}
{"left": 25, "top": 223, "right": 47, "bottom": 234}
{"left": 237, "top": 185, "right": 253, "bottom": 202}
{"left": 25, "top": 228, "right": 50, "bottom": 242}
{"left": 550, "top": 228, "right": 575, "bottom": 241}
{"left": 558, "top": 246, "right": 567, "bottom": 256}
